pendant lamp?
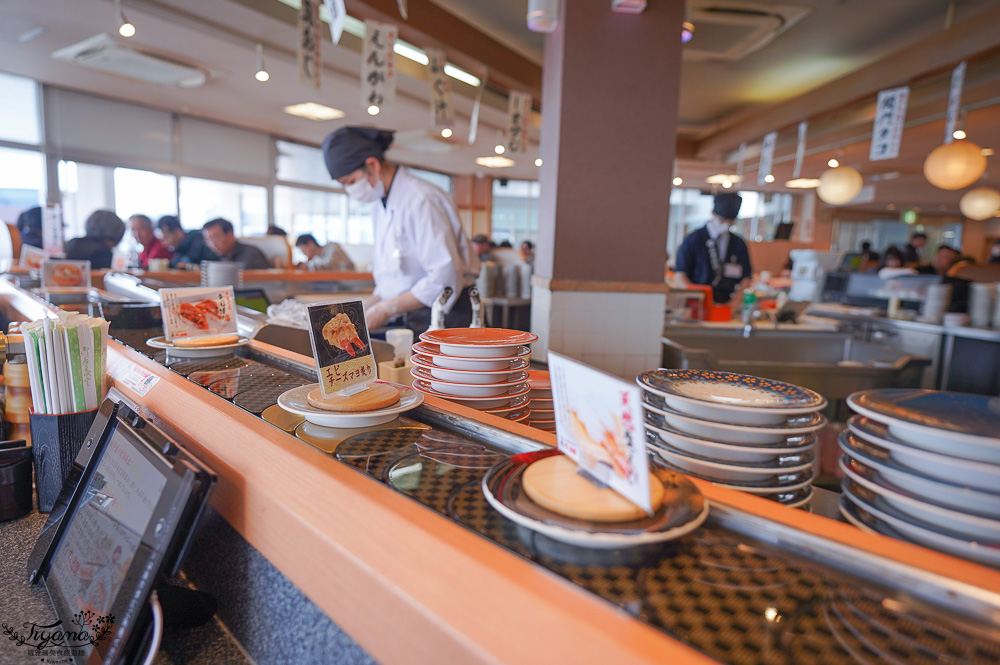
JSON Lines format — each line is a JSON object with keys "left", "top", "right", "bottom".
{"left": 959, "top": 187, "right": 1000, "bottom": 220}
{"left": 817, "top": 166, "right": 863, "bottom": 205}
{"left": 924, "top": 140, "right": 987, "bottom": 190}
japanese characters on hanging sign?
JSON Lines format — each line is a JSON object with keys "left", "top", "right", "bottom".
{"left": 547, "top": 352, "right": 653, "bottom": 515}
{"left": 41, "top": 205, "right": 64, "bottom": 258}
{"left": 425, "top": 48, "right": 454, "bottom": 129}
{"left": 792, "top": 121, "right": 808, "bottom": 179}
{"left": 322, "top": 0, "right": 346, "bottom": 44}
{"left": 944, "top": 61, "right": 966, "bottom": 144}
{"left": 298, "top": 0, "right": 321, "bottom": 90}
{"left": 869, "top": 86, "right": 909, "bottom": 161}
{"left": 306, "top": 298, "right": 376, "bottom": 397}
{"left": 159, "top": 286, "right": 237, "bottom": 342}
{"left": 361, "top": 21, "right": 397, "bottom": 112}
{"left": 505, "top": 91, "right": 531, "bottom": 154}
{"left": 757, "top": 131, "right": 777, "bottom": 186}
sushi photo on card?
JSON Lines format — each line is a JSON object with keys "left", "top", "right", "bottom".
{"left": 41, "top": 259, "right": 91, "bottom": 288}
{"left": 159, "top": 286, "right": 238, "bottom": 341}
{"left": 306, "top": 299, "right": 376, "bottom": 396}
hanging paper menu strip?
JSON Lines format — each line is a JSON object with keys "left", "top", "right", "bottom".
{"left": 361, "top": 21, "right": 397, "bottom": 112}
{"left": 944, "top": 60, "right": 966, "bottom": 144}
{"left": 505, "top": 91, "right": 531, "bottom": 154}
{"left": 792, "top": 121, "right": 808, "bottom": 179}
{"left": 468, "top": 68, "right": 488, "bottom": 145}
{"left": 322, "top": 0, "right": 346, "bottom": 44}
{"left": 757, "top": 131, "right": 777, "bottom": 186}
{"left": 306, "top": 299, "right": 376, "bottom": 396}
{"left": 299, "top": 0, "right": 322, "bottom": 89}
{"left": 547, "top": 352, "right": 653, "bottom": 515}
{"left": 41, "top": 260, "right": 91, "bottom": 289}
{"left": 869, "top": 86, "right": 909, "bottom": 161}
{"left": 426, "top": 48, "right": 455, "bottom": 130}
{"left": 41, "top": 205, "right": 65, "bottom": 258}
{"left": 159, "top": 286, "right": 237, "bottom": 342}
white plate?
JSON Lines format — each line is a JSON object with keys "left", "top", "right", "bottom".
{"left": 639, "top": 369, "right": 827, "bottom": 425}
{"left": 411, "top": 353, "right": 529, "bottom": 383}
{"left": 482, "top": 395, "right": 531, "bottom": 415}
{"left": 840, "top": 486, "right": 1000, "bottom": 568}
{"left": 277, "top": 382, "right": 422, "bottom": 428}
{"left": 412, "top": 379, "right": 531, "bottom": 408}
{"left": 527, "top": 407, "right": 554, "bottom": 419}
{"left": 649, "top": 443, "right": 815, "bottom": 482}
{"left": 645, "top": 415, "right": 816, "bottom": 464}
{"left": 846, "top": 416, "right": 1000, "bottom": 494}
{"left": 709, "top": 475, "right": 815, "bottom": 494}
{"left": 839, "top": 456, "right": 1000, "bottom": 542}
{"left": 530, "top": 398, "right": 554, "bottom": 410}
{"left": 643, "top": 397, "right": 826, "bottom": 445}
{"left": 146, "top": 335, "right": 250, "bottom": 358}
{"left": 410, "top": 366, "right": 529, "bottom": 397}
{"left": 420, "top": 328, "right": 538, "bottom": 358}
{"left": 481, "top": 450, "right": 709, "bottom": 549}
{"left": 838, "top": 429, "right": 1000, "bottom": 519}
{"left": 848, "top": 390, "right": 1000, "bottom": 464}
{"left": 411, "top": 342, "right": 530, "bottom": 371}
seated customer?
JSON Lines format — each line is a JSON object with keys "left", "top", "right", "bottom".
{"left": 294, "top": 234, "right": 355, "bottom": 271}
{"left": 16, "top": 206, "right": 43, "bottom": 249}
{"left": 201, "top": 218, "right": 270, "bottom": 269}
{"left": 65, "top": 210, "right": 126, "bottom": 269}
{"left": 129, "top": 214, "right": 173, "bottom": 268}
{"left": 157, "top": 215, "right": 218, "bottom": 268}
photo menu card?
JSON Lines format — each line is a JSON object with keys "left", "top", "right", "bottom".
{"left": 159, "top": 286, "right": 237, "bottom": 342}
{"left": 306, "top": 298, "right": 376, "bottom": 396}
{"left": 547, "top": 351, "right": 653, "bottom": 515}
{"left": 41, "top": 259, "right": 91, "bottom": 289}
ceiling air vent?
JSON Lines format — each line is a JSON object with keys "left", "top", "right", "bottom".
{"left": 52, "top": 34, "right": 207, "bottom": 88}
{"left": 685, "top": 1, "right": 810, "bottom": 62}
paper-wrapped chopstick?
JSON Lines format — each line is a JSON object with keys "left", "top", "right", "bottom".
{"left": 22, "top": 314, "right": 109, "bottom": 414}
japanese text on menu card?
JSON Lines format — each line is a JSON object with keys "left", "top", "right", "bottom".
{"left": 306, "top": 298, "right": 376, "bottom": 397}
{"left": 547, "top": 352, "right": 653, "bottom": 514}
{"left": 159, "top": 286, "right": 237, "bottom": 342}
{"left": 361, "top": 21, "right": 396, "bottom": 111}
{"left": 41, "top": 259, "right": 91, "bottom": 289}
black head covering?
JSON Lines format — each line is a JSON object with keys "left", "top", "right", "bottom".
{"left": 322, "top": 127, "right": 395, "bottom": 180}
{"left": 713, "top": 193, "right": 742, "bottom": 220}
{"left": 16, "top": 206, "right": 42, "bottom": 234}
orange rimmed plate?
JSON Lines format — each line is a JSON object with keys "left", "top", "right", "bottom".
{"left": 419, "top": 328, "right": 538, "bottom": 358}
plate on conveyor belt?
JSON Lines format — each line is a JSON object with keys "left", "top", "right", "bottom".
{"left": 277, "top": 381, "right": 422, "bottom": 428}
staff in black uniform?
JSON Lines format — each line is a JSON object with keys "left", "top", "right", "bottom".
{"left": 674, "top": 193, "right": 752, "bottom": 305}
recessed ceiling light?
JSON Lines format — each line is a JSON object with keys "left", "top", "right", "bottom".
{"left": 784, "top": 178, "right": 821, "bottom": 188}
{"left": 475, "top": 156, "right": 515, "bottom": 168}
{"left": 440, "top": 128, "right": 453, "bottom": 138}
{"left": 764, "top": 174, "right": 775, "bottom": 183}
{"left": 534, "top": 158, "right": 543, "bottom": 167}
{"left": 828, "top": 158, "right": 839, "bottom": 168}
{"left": 672, "top": 176, "right": 683, "bottom": 186}
{"left": 283, "top": 102, "right": 345, "bottom": 121}
{"left": 367, "top": 105, "right": 380, "bottom": 116}
{"left": 494, "top": 144, "right": 506, "bottom": 155}
{"left": 706, "top": 174, "right": 742, "bottom": 185}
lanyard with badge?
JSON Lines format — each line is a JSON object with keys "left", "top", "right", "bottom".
{"left": 706, "top": 236, "right": 742, "bottom": 284}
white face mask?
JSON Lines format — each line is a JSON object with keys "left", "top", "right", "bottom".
{"left": 344, "top": 171, "right": 385, "bottom": 203}
{"left": 706, "top": 218, "right": 731, "bottom": 237}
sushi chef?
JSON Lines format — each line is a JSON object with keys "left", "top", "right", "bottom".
{"left": 674, "top": 192, "right": 752, "bottom": 305}
{"left": 322, "top": 126, "right": 479, "bottom": 334}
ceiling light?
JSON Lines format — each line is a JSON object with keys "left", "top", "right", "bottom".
{"left": 254, "top": 44, "right": 269, "bottom": 82}
{"left": 440, "top": 128, "right": 453, "bottom": 138}
{"left": 681, "top": 22, "right": 695, "bottom": 43}
{"left": 526, "top": 0, "right": 559, "bottom": 33}
{"left": 706, "top": 174, "right": 742, "bottom": 185}
{"left": 764, "top": 174, "right": 775, "bottom": 183}
{"left": 283, "top": 102, "right": 345, "bottom": 121}
{"left": 367, "top": 105, "right": 380, "bottom": 116}
{"left": 534, "top": 158, "right": 543, "bottom": 167}
{"left": 784, "top": 178, "right": 821, "bottom": 188}
{"left": 722, "top": 180, "right": 733, "bottom": 189}
{"left": 394, "top": 41, "right": 428, "bottom": 65}
{"left": 115, "top": 0, "right": 135, "bottom": 37}
{"left": 494, "top": 144, "right": 506, "bottom": 155}
{"left": 952, "top": 129, "right": 967, "bottom": 140}
{"left": 982, "top": 148, "right": 995, "bottom": 156}
{"left": 476, "top": 156, "right": 516, "bottom": 168}
{"left": 827, "top": 158, "right": 839, "bottom": 168}
{"left": 672, "top": 176, "right": 683, "bottom": 186}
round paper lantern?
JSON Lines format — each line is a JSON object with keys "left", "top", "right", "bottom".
{"left": 959, "top": 187, "right": 1000, "bottom": 220}
{"left": 817, "top": 166, "right": 863, "bottom": 205}
{"left": 923, "top": 140, "right": 987, "bottom": 190}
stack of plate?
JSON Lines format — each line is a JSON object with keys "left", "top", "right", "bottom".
{"left": 410, "top": 328, "right": 537, "bottom": 424}
{"left": 525, "top": 370, "right": 554, "bottom": 431}
{"left": 917, "top": 283, "right": 952, "bottom": 324}
{"left": 637, "top": 369, "right": 828, "bottom": 509}
{"left": 839, "top": 389, "right": 1000, "bottom": 567}
{"left": 968, "top": 282, "right": 995, "bottom": 328}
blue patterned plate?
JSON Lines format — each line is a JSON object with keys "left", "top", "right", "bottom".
{"left": 639, "top": 369, "right": 826, "bottom": 425}
{"left": 848, "top": 389, "right": 1000, "bottom": 464}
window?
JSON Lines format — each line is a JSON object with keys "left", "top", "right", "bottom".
{"left": 0, "top": 147, "right": 45, "bottom": 224}
{"left": 409, "top": 167, "right": 452, "bottom": 194}
{"left": 276, "top": 140, "right": 332, "bottom": 188}
{"left": 274, "top": 185, "right": 350, "bottom": 245}
{"left": 178, "top": 177, "right": 267, "bottom": 237}
{"left": 58, "top": 161, "right": 113, "bottom": 241}
{"left": 114, "top": 168, "right": 178, "bottom": 224}
{"left": 491, "top": 179, "right": 539, "bottom": 245}
{"left": 0, "top": 72, "right": 41, "bottom": 145}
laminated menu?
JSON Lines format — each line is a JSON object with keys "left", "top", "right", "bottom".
{"left": 159, "top": 286, "right": 237, "bottom": 342}
{"left": 547, "top": 351, "right": 653, "bottom": 515}
{"left": 41, "top": 259, "right": 91, "bottom": 289}
{"left": 306, "top": 298, "right": 376, "bottom": 397}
